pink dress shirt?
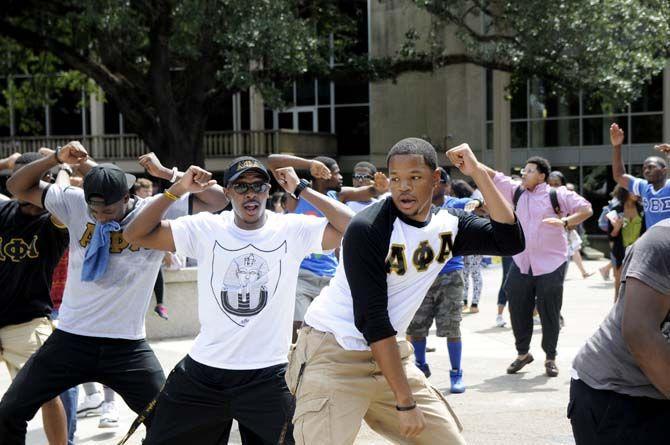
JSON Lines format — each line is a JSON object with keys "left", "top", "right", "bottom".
{"left": 494, "top": 172, "right": 591, "bottom": 276}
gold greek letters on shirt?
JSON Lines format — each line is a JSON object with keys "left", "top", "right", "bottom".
{"left": 385, "top": 232, "right": 453, "bottom": 275}
{"left": 0, "top": 235, "right": 39, "bottom": 262}
{"left": 78, "top": 222, "right": 141, "bottom": 253}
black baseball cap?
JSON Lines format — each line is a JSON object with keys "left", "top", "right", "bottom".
{"left": 224, "top": 156, "right": 271, "bottom": 186}
{"left": 83, "top": 164, "right": 136, "bottom": 205}
{"left": 439, "top": 167, "right": 451, "bottom": 184}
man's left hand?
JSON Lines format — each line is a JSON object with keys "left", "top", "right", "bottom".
{"left": 171, "top": 166, "right": 216, "bottom": 195}
{"left": 447, "top": 144, "right": 480, "bottom": 176}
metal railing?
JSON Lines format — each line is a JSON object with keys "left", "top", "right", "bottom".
{"left": 0, "top": 130, "right": 337, "bottom": 160}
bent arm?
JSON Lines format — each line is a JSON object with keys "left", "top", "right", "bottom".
{"left": 469, "top": 166, "right": 515, "bottom": 224}
{"left": 6, "top": 155, "right": 58, "bottom": 208}
{"left": 299, "top": 187, "right": 354, "bottom": 250}
{"left": 622, "top": 277, "right": 670, "bottom": 399}
{"left": 147, "top": 163, "right": 228, "bottom": 213}
{"left": 123, "top": 189, "right": 179, "bottom": 252}
{"left": 266, "top": 154, "right": 313, "bottom": 172}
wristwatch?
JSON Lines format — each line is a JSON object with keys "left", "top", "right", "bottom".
{"left": 58, "top": 164, "right": 73, "bottom": 176}
{"left": 561, "top": 217, "right": 569, "bottom": 229}
{"left": 292, "top": 179, "right": 310, "bottom": 200}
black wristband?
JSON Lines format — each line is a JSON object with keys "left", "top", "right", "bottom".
{"left": 292, "top": 178, "right": 310, "bottom": 200}
{"left": 395, "top": 402, "right": 417, "bottom": 412}
{"left": 53, "top": 146, "right": 63, "bottom": 164}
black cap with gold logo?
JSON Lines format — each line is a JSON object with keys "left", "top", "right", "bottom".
{"left": 224, "top": 156, "right": 271, "bottom": 185}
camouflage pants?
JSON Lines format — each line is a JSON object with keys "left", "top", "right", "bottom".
{"left": 406, "top": 270, "right": 464, "bottom": 338}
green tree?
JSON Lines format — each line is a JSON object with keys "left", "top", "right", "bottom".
{"left": 0, "top": 0, "right": 668, "bottom": 167}
{"left": 404, "top": 0, "right": 670, "bottom": 103}
{"left": 0, "top": 0, "right": 360, "bottom": 167}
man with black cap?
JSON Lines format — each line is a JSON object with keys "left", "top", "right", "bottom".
{"left": 122, "top": 156, "right": 354, "bottom": 444}
{"left": 0, "top": 141, "right": 229, "bottom": 444}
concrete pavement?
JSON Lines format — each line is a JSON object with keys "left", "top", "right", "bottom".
{"left": 4, "top": 259, "right": 616, "bottom": 444}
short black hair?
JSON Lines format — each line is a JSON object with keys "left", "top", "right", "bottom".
{"left": 645, "top": 156, "right": 667, "bottom": 168}
{"left": 14, "top": 152, "right": 41, "bottom": 167}
{"left": 548, "top": 170, "right": 566, "bottom": 186}
{"left": 313, "top": 156, "right": 338, "bottom": 171}
{"left": 451, "top": 179, "right": 474, "bottom": 198}
{"left": 526, "top": 156, "right": 551, "bottom": 182}
{"left": 354, "top": 161, "right": 377, "bottom": 174}
{"left": 386, "top": 138, "right": 437, "bottom": 171}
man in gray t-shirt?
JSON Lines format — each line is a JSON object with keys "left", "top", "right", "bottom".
{"left": 0, "top": 142, "right": 228, "bottom": 444}
{"left": 569, "top": 219, "right": 670, "bottom": 444}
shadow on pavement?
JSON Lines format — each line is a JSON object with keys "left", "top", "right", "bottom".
{"left": 450, "top": 373, "right": 559, "bottom": 394}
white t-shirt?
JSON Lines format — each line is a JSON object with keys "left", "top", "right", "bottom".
{"left": 44, "top": 185, "right": 189, "bottom": 339}
{"left": 346, "top": 199, "right": 377, "bottom": 213}
{"left": 169, "top": 210, "right": 328, "bottom": 369}
{"left": 305, "top": 197, "right": 524, "bottom": 350}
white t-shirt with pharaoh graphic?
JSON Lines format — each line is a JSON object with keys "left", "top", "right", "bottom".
{"left": 44, "top": 184, "right": 189, "bottom": 339}
{"left": 169, "top": 210, "right": 328, "bottom": 370}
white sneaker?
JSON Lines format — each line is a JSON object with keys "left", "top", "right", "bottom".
{"left": 533, "top": 315, "right": 541, "bottom": 326}
{"left": 77, "top": 392, "right": 103, "bottom": 418}
{"left": 98, "top": 401, "right": 119, "bottom": 428}
{"left": 495, "top": 315, "right": 506, "bottom": 327}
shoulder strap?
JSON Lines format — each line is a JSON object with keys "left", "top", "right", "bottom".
{"left": 549, "top": 187, "right": 561, "bottom": 216}
{"left": 512, "top": 186, "right": 524, "bottom": 211}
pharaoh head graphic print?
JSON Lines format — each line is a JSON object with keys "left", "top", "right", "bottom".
{"left": 210, "top": 241, "right": 286, "bottom": 327}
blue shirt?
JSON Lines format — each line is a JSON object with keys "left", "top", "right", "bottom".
{"left": 629, "top": 177, "right": 670, "bottom": 229}
{"left": 294, "top": 190, "right": 339, "bottom": 277}
{"left": 438, "top": 196, "right": 473, "bottom": 275}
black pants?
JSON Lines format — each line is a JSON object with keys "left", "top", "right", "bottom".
{"left": 505, "top": 262, "right": 566, "bottom": 360}
{"left": 497, "top": 256, "right": 513, "bottom": 306}
{"left": 0, "top": 329, "right": 165, "bottom": 444}
{"left": 144, "top": 355, "right": 294, "bottom": 445}
{"left": 154, "top": 268, "right": 164, "bottom": 305}
{"left": 569, "top": 379, "right": 670, "bottom": 444}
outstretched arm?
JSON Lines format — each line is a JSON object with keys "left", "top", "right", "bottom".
{"left": 274, "top": 167, "right": 354, "bottom": 250}
{"left": 7, "top": 142, "right": 88, "bottom": 207}
{"left": 123, "top": 166, "right": 217, "bottom": 251}
{"left": 138, "top": 153, "right": 229, "bottom": 213}
{"left": 610, "top": 123, "right": 635, "bottom": 189}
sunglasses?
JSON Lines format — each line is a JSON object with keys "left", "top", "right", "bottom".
{"left": 231, "top": 182, "right": 271, "bottom": 194}
{"left": 353, "top": 174, "right": 373, "bottom": 181}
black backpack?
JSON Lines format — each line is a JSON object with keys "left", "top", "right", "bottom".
{"left": 512, "top": 186, "right": 561, "bottom": 216}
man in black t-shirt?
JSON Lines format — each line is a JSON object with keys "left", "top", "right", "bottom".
{"left": 0, "top": 152, "right": 70, "bottom": 444}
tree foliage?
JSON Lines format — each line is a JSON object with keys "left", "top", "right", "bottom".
{"left": 0, "top": 0, "right": 668, "bottom": 166}
{"left": 409, "top": 0, "right": 670, "bottom": 105}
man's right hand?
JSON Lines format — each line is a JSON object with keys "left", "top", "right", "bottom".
{"left": 310, "top": 160, "right": 331, "bottom": 180}
{"left": 610, "top": 123, "right": 624, "bottom": 147}
{"left": 170, "top": 166, "right": 216, "bottom": 196}
{"left": 374, "top": 172, "right": 390, "bottom": 194}
{"left": 58, "top": 141, "right": 88, "bottom": 164}
{"left": 139, "top": 152, "right": 172, "bottom": 179}
{"left": 397, "top": 405, "right": 426, "bottom": 438}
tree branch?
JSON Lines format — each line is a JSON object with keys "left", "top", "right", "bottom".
{"left": 0, "top": 18, "right": 155, "bottom": 133}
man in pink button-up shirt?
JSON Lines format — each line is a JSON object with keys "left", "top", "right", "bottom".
{"left": 483, "top": 156, "right": 592, "bottom": 378}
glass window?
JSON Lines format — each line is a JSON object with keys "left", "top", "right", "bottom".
{"left": 278, "top": 112, "right": 292, "bottom": 130}
{"left": 334, "top": 79, "right": 368, "bottom": 104}
{"left": 510, "top": 80, "right": 527, "bottom": 119}
{"left": 318, "top": 80, "right": 331, "bottom": 105}
{"left": 511, "top": 121, "right": 527, "bottom": 148}
{"left": 335, "top": 106, "right": 369, "bottom": 155}
{"left": 104, "top": 98, "right": 120, "bottom": 134}
{"left": 631, "top": 114, "right": 663, "bottom": 144}
{"left": 264, "top": 109, "right": 273, "bottom": 130}
{"left": 206, "top": 95, "right": 234, "bottom": 131}
{"left": 528, "top": 79, "right": 578, "bottom": 119}
{"left": 241, "top": 91, "right": 250, "bottom": 130}
{"left": 296, "top": 78, "right": 315, "bottom": 107}
{"left": 582, "top": 93, "right": 627, "bottom": 115}
{"left": 281, "top": 84, "right": 294, "bottom": 106}
{"left": 530, "top": 119, "right": 579, "bottom": 147}
{"left": 631, "top": 75, "right": 662, "bottom": 113}
{"left": 298, "top": 111, "right": 313, "bottom": 132}
{"left": 582, "top": 116, "right": 627, "bottom": 146}
{"left": 318, "top": 108, "right": 331, "bottom": 133}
